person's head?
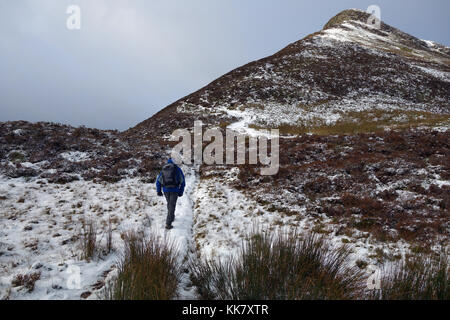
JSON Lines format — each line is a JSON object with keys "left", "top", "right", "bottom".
{"left": 167, "top": 158, "right": 174, "bottom": 164}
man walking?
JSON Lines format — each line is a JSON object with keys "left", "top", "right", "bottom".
{"left": 156, "top": 158, "right": 185, "bottom": 230}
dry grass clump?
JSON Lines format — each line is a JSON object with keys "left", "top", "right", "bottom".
{"left": 81, "top": 219, "right": 97, "bottom": 261}
{"left": 12, "top": 272, "right": 41, "bottom": 293}
{"left": 190, "top": 230, "right": 366, "bottom": 300}
{"left": 106, "top": 232, "right": 181, "bottom": 300}
{"left": 371, "top": 251, "right": 449, "bottom": 300}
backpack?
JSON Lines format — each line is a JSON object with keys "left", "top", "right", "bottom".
{"left": 161, "top": 163, "right": 178, "bottom": 188}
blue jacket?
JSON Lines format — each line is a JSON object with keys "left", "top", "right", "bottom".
{"left": 156, "top": 159, "right": 186, "bottom": 195}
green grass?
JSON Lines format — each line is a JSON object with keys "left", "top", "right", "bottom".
{"left": 8, "top": 151, "right": 27, "bottom": 163}
{"left": 400, "top": 46, "right": 414, "bottom": 54}
{"left": 250, "top": 109, "right": 449, "bottom": 136}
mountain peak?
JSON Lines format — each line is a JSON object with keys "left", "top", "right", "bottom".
{"left": 323, "top": 9, "right": 373, "bottom": 30}
{"left": 128, "top": 8, "right": 449, "bottom": 139}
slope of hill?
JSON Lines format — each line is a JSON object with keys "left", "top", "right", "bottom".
{"left": 127, "top": 9, "right": 449, "bottom": 139}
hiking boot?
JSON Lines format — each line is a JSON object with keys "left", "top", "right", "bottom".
{"left": 165, "top": 224, "right": 173, "bottom": 230}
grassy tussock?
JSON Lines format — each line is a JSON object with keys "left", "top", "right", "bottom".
{"left": 81, "top": 219, "right": 97, "bottom": 261}
{"left": 106, "top": 232, "right": 181, "bottom": 300}
{"left": 190, "top": 230, "right": 366, "bottom": 300}
{"left": 100, "top": 229, "right": 447, "bottom": 300}
{"left": 372, "top": 251, "right": 449, "bottom": 300}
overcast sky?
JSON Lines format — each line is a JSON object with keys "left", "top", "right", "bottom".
{"left": 1, "top": 0, "right": 449, "bottom": 131}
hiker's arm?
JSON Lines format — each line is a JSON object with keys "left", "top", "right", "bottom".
{"left": 178, "top": 168, "right": 186, "bottom": 194}
{"left": 156, "top": 173, "right": 162, "bottom": 194}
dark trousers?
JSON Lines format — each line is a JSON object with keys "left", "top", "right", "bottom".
{"left": 164, "top": 192, "right": 179, "bottom": 226}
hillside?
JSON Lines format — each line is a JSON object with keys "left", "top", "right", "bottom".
{"left": 127, "top": 9, "right": 449, "bottom": 139}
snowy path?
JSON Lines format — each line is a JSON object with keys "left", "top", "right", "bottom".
{"left": 164, "top": 167, "right": 198, "bottom": 299}
{"left": 147, "top": 166, "right": 199, "bottom": 299}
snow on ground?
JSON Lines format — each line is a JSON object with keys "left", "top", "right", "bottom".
{"left": 60, "top": 151, "right": 92, "bottom": 162}
{"left": 0, "top": 166, "right": 198, "bottom": 300}
{"left": 0, "top": 160, "right": 438, "bottom": 299}
{"left": 192, "top": 176, "right": 304, "bottom": 260}
{"left": 319, "top": 20, "right": 449, "bottom": 65}
{"left": 167, "top": 167, "right": 198, "bottom": 299}
{"left": 220, "top": 93, "right": 443, "bottom": 135}
{"left": 411, "top": 64, "right": 450, "bottom": 82}
{"left": 191, "top": 173, "right": 410, "bottom": 271}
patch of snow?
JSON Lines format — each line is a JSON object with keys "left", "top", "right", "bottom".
{"left": 0, "top": 167, "right": 199, "bottom": 300}
{"left": 412, "top": 65, "right": 450, "bottom": 82}
{"left": 60, "top": 151, "right": 91, "bottom": 162}
{"left": 13, "top": 129, "right": 25, "bottom": 136}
